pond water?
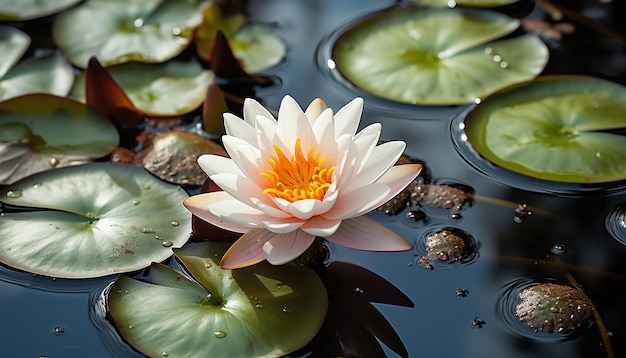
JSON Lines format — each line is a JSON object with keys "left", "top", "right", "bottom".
{"left": 1, "top": 0, "right": 626, "bottom": 357}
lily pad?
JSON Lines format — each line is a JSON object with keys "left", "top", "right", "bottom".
{"left": 332, "top": 7, "right": 548, "bottom": 105}
{"left": 0, "top": 94, "right": 119, "bottom": 184}
{"left": 139, "top": 129, "right": 227, "bottom": 186}
{"left": 0, "top": 163, "right": 191, "bottom": 278}
{"left": 464, "top": 76, "right": 626, "bottom": 183}
{"left": 108, "top": 242, "right": 327, "bottom": 357}
{"left": 72, "top": 60, "right": 214, "bottom": 116}
{"left": 53, "top": 0, "right": 212, "bottom": 68}
{"left": 0, "top": 0, "right": 81, "bottom": 21}
{"left": 0, "top": 26, "right": 74, "bottom": 101}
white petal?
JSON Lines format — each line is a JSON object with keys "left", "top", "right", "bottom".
{"left": 350, "top": 123, "right": 382, "bottom": 174}
{"left": 304, "top": 98, "right": 328, "bottom": 123}
{"left": 323, "top": 183, "right": 390, "bottom": 220}
{"left": 220, "top": 228, "right": 273, "bottom": 268}
{"left": 250, "top": 197, "right": 292, "bottom": 218}
{"left": 302, "top": 216, "right": 342, "bottom": 237}
{"left": 277, "top": 199, "right": 318, "bottom": 220}
{"left": 345, "top": 141, "right": 406, "bottom": 192}
{"left": 222, "top": 135, "right": 264, "bottom": 180}
{"left": 326, "top": 216, "right": 412, "bottom": 251}
{"left": 210, "top": 172, "right": 266, "bottom": 209}
{"left": 262, "top": 230, "right": 315, "bottom": 265}
{"left": 223, "top": 113, "right": 256, "bottom": 145}
{"left": 255, "top": 114, "right": 278, "bottom": 156}
{"left": 183, "top": 192, "right": 252, "bottom": 233}
{"left": 209, "top": 198, "right": 273, "bottom": 228}
{"left": 312, "top": 108, "right": 335, "bottom": 150}
{"left": 262, "top": 217, "right": 304, "bottom": 233}
{"left": 364, "top": 164, "right": 422, "bottom": 211}
{"left": 243, "top": 98, "right": 275, "bottom": 126}
{"left": 197, "top": 154, "right": 243, "bottom": 177}
{"left": 334, "top": 97, "right": 363, "bottom": 138}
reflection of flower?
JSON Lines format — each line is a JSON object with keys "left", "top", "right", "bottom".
{"left": 184, "top": 96, "right": 421, "bottom": 268}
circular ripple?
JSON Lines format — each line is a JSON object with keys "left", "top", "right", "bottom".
{"left": 606, "top": 202, "right": 626, "bottom": 246}
{"left": 450, "top": 105, "right": 626, "bottom": 197}
{"left": 496, "top": 277, "right": 595, "bottom": 342}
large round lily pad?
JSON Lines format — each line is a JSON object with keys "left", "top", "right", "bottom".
{"left": 0, "top": 163, "right": 191, "bottom": 278}
{"left": 108, "top": 242, "right": 327, "bottom": 357}
{"left": 53, "top": 0, "right": 212, "bottom": 68}
{"left": 464, "top": 76, "right": 626, "bottom": 183}
{"left": 71, "top": 60, "right": 214, "bottom": 116}
{"left": 332, "top": 7, "right": 548, "bottom": 105}
{"left": 0, "top": 94, "right": 119, "bottom": 184}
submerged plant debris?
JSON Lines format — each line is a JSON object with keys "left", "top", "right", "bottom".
{"left": 418, "top": 229, "right": 465, "bottom": 268}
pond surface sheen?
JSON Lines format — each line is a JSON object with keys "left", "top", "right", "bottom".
{"left": 2, "top": 0, "right": 626, "bottom": 357}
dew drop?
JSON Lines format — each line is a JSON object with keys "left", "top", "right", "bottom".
{"left": 6, "top": 190, "right": 22, "bottom": 198}
{"left": 143, "top": 184, "right": 151, "bottom": 190}
{"left": 204, "top": 263, "right": 212, "bottom": 268}
{"left": 124, "top": 289, "right": 130, "bottom": 294}
{"left": 132, "top": 200, "right": 141, "bottom": 205}
{"left": 282, "top": 306, "right": 291, "bottom": 313}
{"left": 214, "top": 330, "right": 227, "bottom": 339}
{"left": 141, "top": 227, "right": 155, "bottom": 233}
{"left": 49, "top": 157, "right": 59, "bottom": 167}
{"left": 32, "top": 183, "right": 42, "bottom": 189}
{"left": 492, "top": 55, "right": 502, "bottom": 63}
{"left": 255, "top": 304, "right": 264, "bottom": 309}
{"left": 128, "top": 325, "right": 134, "bottom": 329}
{"left": 162, "top": 241, "right": 173, "bottom": 247}
{"left": 133, "top": 18, "right": 144, "bottom": 28}
{"left": 162, "top": 352, "right": 169, "bottom": 357}
{"left": 484, "top": 46, "right": 493, "bottom": 55}
{"left": 171, "top": 220, "right": 179, "bottom": 227}
{"left": 550, "top": 243, "right": 569, "bottom": 255}
{"left": 172, "top": 27, "right": 181, "bottom": 36}
{"left": 500, "top": 61, "right": 509, "bottom": 69}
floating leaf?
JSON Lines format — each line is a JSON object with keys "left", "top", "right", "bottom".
{"left": 332, "top": 7, "right": 548, "bottom": 105}
{"left": 108, "top": 242, "right": 327, "bottom": 357}
{"left": 0, "top": 0, "right": 82, "bottom": 21}
{"left": 194, "top": 2, "right": 247, "bottom": 60}
{"left": 73, "top": 59, "right": 214, "bottom": 117}
{"left": 139, "top": 129, "right": 227, "bottom": 186}
{"left": 0, "top": 26, "right": 74, "bottom": 100}
{"left": 0, "top": 163, "right": 191, "bottom": 278}
{"left": 464, "top": 76, "right": 626, "bottom": 183}
{"left": 210, "top": 31, "right": 273, "bottom": 85}
{"left": 230, "top": 24, "right": 286, "bottom": 73}
{"left": 52, "top": 0, "right": 212, "bottom": 68}
{"left": 0, "top": 94, "right": 119, "bottom": 184}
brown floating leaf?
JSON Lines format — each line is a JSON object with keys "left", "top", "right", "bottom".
{"left": 202, "top": 81, "right": 229, "bottom": 135}
{"left": 140, "top": 129, "right": 227, "bottom": 186}
{"left": 85, "top": 57, "right": 143, "bottom": 126}
{"left": 418, "top": 229, "right": 465, "bottom": 268}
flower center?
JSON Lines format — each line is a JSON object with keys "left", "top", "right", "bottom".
{"left": 261, "top": 138, "right": 335, "bottom": 202}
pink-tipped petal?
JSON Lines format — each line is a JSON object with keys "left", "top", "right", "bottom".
{"left": 210, "top": 173, "right": 289, "bottom": 217}
{"left": 197, "top": 154, "right": 243, "bottom": 177}
{"left": 208, "top": 198, "right": 275, "bottom": 228}
{"left": 302, "top": 216, "right": 342, "bottom": 237}
{"left": 366, "top": 164, "right": 422, "bottom": 211}
{"left": 262, "top": 230, "right": 315, "bottom": 265}
{"left": 304, "top": 98, "right": 328, "bottom": 124}
{"left": 323, "top": 183, "right": 390, "bottom": 220}
{"left": 334, "top": 97, "right": 363, "bottom": 138}
{"left": 326, "top": 216, "right": 412, "bottom": 251}
{"left": 183, "top": 192, "right": 252, "bottom": 233}
{"left": 243, "top": 98, "right": 275, "bottom": 126}
{"left": 220, "top": 228, "right": 274, "bottom": 268}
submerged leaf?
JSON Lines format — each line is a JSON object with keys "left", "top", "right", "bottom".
{"left": 52, "top": 0, "right": 212, "bottom": 68}
{"left": 0, "top": 163, "right": 191, "bottom": 278}
{"left": 108, "top": 242, "right": 327, "bottom": 357}
{"left": 332, "top": 7, "right": 548, "bottom": 105}
{"left": 0, "top": 94, "right": 119, "bottom": 184}
{"left": 464, "top": 76, "right": 626, "bottom": 183}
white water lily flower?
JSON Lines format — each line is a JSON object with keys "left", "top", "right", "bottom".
{"left": 184, "top": 95, "right": 421, "bottom": 268}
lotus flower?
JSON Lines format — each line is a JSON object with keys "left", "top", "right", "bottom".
{"left": 184, "top": 96, "right": 421, "bottom": 268}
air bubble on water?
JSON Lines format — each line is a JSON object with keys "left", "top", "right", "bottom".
{"left": 354, "top": 287, "right": 364, "bottom": 294}
{"left": 550, "top": 243, "right": 569, "bottom": 255}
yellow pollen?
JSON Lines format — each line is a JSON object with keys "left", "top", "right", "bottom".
{"left": 261, "top": 138, "right": 335, "bottom": 202}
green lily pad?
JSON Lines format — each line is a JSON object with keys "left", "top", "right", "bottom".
{"left": 0, "top": 94, "right": 119, "bottom": 184}
{"left": 108, "top": 242, "right": 327, "bottom": 357}
{"left": 231, "top": 24, "right": 286, "bottom": 73}
{"left": 0, "top": 0, "right": 81, "bottom": 21}
{"left": 71, "top": 60, "right": 214, "bottom": 116}
{"left": 53, "top": 0, "right": 212, "bottom": 68}
{"left": 0, "top": 26, "right": 74, "bottom": 100}
{"left": 464, "top": 76, "right": 626, "bottom": 183}
{"left": 0, "top": 163, "right": 191, "bottom": 278}
{"left": 332, "top": 7, "right": 548, "bottom": 105}
{"left": 412, "top": 0, "right": 520, "bottom": 7}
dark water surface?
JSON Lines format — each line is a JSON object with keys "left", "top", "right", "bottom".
{"left": 2, "top": 0, "right": 626, "bottom": 357}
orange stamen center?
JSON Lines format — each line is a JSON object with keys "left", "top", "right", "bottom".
{"left": 261, "top": 138, "right": 335, "bottom": 202}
